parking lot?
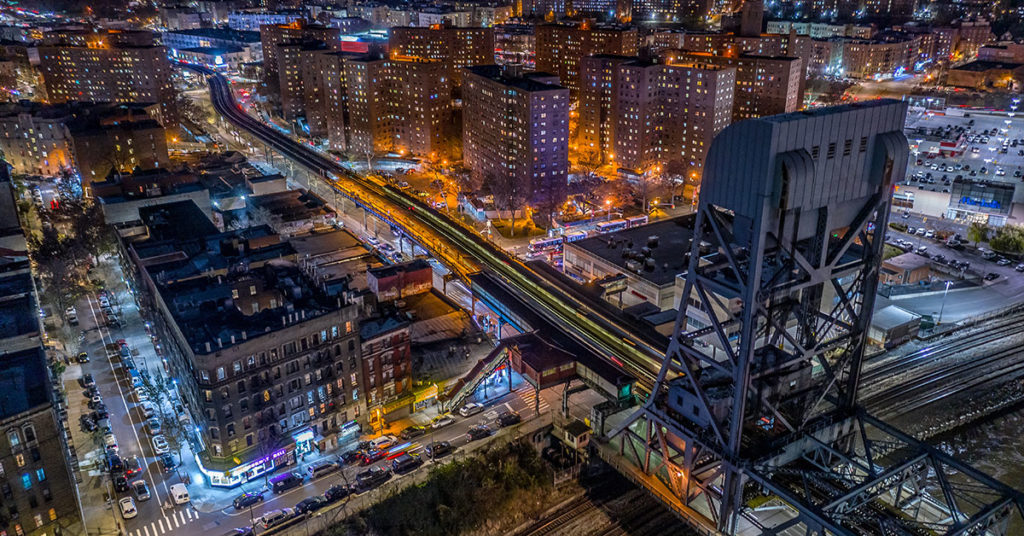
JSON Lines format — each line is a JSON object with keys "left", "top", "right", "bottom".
{"left": 904, "top": 113, "right": 1024, "bottom": 197}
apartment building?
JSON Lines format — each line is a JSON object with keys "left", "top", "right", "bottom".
{"left": 667, "top": 51, "right": 802, "bottom": 120}
{"left": 535, "top": 21, "right": 638, "bottom": 98}
{"left": 133, "top": 213, "right": 364, "bottom": 487}
{"left": 0, "top": 101, "right": 169, "bottom": 189}
{"left": 578, "top": 54, "right": 634, "bottom": 165}
{"left": 304, "top": 51, "right": 451, "bottom": 157}
{"left": 463, "top": 65, "right": 569, "bottom": 212}
{"left": 38, "top": 30, "right": 177, "bottom": 126}
{"left": 611, "top": 59, "right": 735, "bottom": 178}
{"left": 359, "top": 316, "right": 412, "bottom": 421}
{"left": 388, "top": 25, "right": 494, "bottom": 89}
{"left": 0, "top": 169, "right": 83, "bottom": 536}
{"left": 260, "top": 21, "right": 340, "bottom": 119}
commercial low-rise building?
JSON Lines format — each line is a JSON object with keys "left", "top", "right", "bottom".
{"left": 881, "top": 252, "right": 932, "bottom": 285}
{"left": 946, "top": 60, "right": 1024, "bottom": 90}
{"left": 162, "top": 27, "right": 263, "bottom": 61}
{"left": 367, "top": 259, "right": 432, "bottom": 301}
{"left": 563, "top": 215, "right": 695, "bottom": 311}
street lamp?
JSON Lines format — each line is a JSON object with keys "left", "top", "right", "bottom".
{"left": 604, "top": 199, "right": 612, "bottom": 220}
{"left": 937, "top": 280, "right": 952, "bottom": 325}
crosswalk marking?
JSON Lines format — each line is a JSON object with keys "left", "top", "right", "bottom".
{"left": 515, "top": 385, "right": 551, "bottom": 413}
{"left": 129, "top": 507, "right": 199, "bottom": 536}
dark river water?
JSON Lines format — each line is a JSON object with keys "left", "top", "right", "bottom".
{"left": 931, "top": 407, "right": 1024, "bottom": 532}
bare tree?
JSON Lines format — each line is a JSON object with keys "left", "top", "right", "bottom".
{"left": 489, "top": 171, "right": 528, "bottom": 237}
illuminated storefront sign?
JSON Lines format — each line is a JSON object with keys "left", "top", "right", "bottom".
{"left": 195, "top": 447, "right": 290, "bottom": 488}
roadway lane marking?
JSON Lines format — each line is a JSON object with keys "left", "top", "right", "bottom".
{"left": 143, "top": 524, "right": 151, "bottom": 536}
{"left": 84, "top": 295, "right": 166, "bottom": 508}
{"left": 186, "top": 509, "right": 194, "bottom": 520}
{"left": 172, "top": 513, "right": 180, "bottom": 527}
{"left": 157, "top": 518, "right": 165, "bottom": 533}
{"left": 504, "top": 402, "right": 513, "bottom": 413}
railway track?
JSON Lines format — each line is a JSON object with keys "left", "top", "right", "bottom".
{"left": 861, "top": 310, "right": 1024, "bottom": 383}
{"left": 518, "top": 494, "right": 602, "bottom": 536}
{"left": 865, "top": 345, "right": 1024, "bottom": 417}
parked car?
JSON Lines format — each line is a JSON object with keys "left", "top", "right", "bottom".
{"left": 458, "top": 403, "right": 484, "bottom": 417}
{"left": 370, "top": 435, "right": 397, "bottom": 451}
{"left": 391, "top": 453, "right": 423, "bottom": 474}
{"left": 431, "top": 415, "right": 455, "bottom": 429}
{"left": 80, "top": 374, "right": 95, "bottom": 388}
{"left": 140, "top": 402, "right": 156, "bottom": 419}
{"left": 270, "top": 472, "right": 304, "bottom": 494}
{"left": 159, "top": 453, "right": 177, "bottom": 473}
{"left": 339, "top": 450, "right": 362, "bottom": 466}
{"left": 425, "top": 441, "right": 454, "bottom": 459}
{"left": 307, "top": 461, "right": 339, "bottom": 479}
{"left": 400, "top": 426, "right": 426, "bottom": 440}
{"left": 497, "top": 411, "right": 522, "bottom": 427}
{"left": 151, "top": 435, "right": 169, "bottom": 454}
{"left": 103, "top": 433, "right": 118, "bottom": 451}
{"left": 145, "top": 418, "right": 161, "bottom": 435}
{"left": 354, "top": 467, "right": 391, "bottom": 493}
{"left": 233, "top": 492, "right": 263, "bottom": 510}
{"left": 294, "top": 496, "right": 327, "bottom": 515}
{"left": 118, "top": 497, "right": 137, "bottom": 519}
{"left": 984, "top": 272, "right": 1000, "bottom": 281}
{"left": 996, "top": 257, "right": 1012, "bottom": 266}
{"left": 257, "top": 509, "right": 294, "bottom": 530}
{"left": 131, "top": 480, "right": 151, "bottom": 501}
{"left": 106, "top": 453, "right": 123, "bottom": 473}
{"left": 77, "top": 352, "right": 90, "bottom": 363}
{"left": 113, "top": 475, "right": 128, "bottom": 493}
{"left": 466, "top": 425, "right": 491, "bottom": 441}
{"left": 324, "top": 484, "right": 350, "bottom": 503}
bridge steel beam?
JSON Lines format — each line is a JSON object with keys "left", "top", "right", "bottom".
{"left": 609, "top": 101, "right": 1024, "bottom": 535}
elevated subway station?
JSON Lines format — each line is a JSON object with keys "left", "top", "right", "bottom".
{"left": 438, "top": 272, "right": 635, "bottom": 420}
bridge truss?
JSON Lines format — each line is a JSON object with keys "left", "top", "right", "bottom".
{"left": 610, "top": 101, "right": 1024, "bottom": 535}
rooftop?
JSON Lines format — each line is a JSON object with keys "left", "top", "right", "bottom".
{"left": 883, "top": 252, "right": 931, "bottom": 272}
{"left": 0, "top": 271, "right": 37, "bottom": 341}
{"left": 871, "top": 305, "right": 921, "bottom": 331}
{"left": 154, "top": 255, "right": 347, "bottom": 355}
{"left": 138, "top": 200, "right": 219, "bottom": 243}
{"left": 180, "top": 46, "right": 246, "bottom": 56}
{"left": 367, "top": 259, "right": 430, "bottom": 281}
{"left": 0, "top": 347, "right": 50, "bottom": 419}
{"left": 246, "top": 189, "right": 331, "bottom": 225}
{"left": 164, "top": 27, "right": 260, "bottom": 42}
{"left": 566, "top": 215, "right": 696, "bottom": 286}
{"left": 465, "top": 65, "right": 566, "bottom": 92}
{"left": 360, "top": 314, "right": 408, "bottom": 340}
{"left": 952, "top": 60, "right": 1024, "bottom": 72}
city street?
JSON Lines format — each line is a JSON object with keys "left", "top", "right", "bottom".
{"left": 55, "top": 166, "right": 558, "bottom": 536}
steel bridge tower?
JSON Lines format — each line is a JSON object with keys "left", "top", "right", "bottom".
{"left": 611, "top": 100, "right": 1024, "bottom": 535}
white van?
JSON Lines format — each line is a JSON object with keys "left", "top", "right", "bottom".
{"left": 169, "top": 483, "right": 190, "bottom": 505}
